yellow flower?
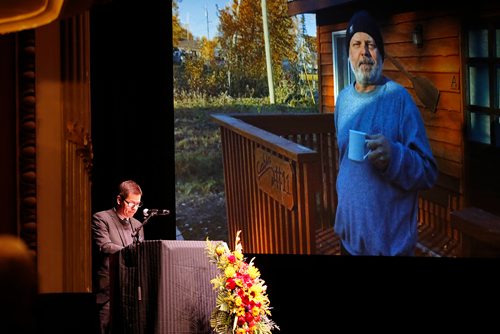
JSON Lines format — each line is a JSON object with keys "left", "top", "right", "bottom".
{"left": 234, "top": 278, "right": 243, "bottom": 287}
{"left": 236, "top": 306, "right": 245, "bottom": 317}
{"left": 224, "top": 265, "right": 236, "bottom": 278}
{"left": 215, "top": 245, "right": 225, "bottom": 256}
{"left": 234, "top": 250, "right": 243, "bottom": 261}
{"left": 247, "top": 265, "right": 260, "bottom": 279}
{"left": 234, "top": 295, "right": 242, "bottom": 307}
{"left": 249, "top": 284, "right": 262, "bottom": 298}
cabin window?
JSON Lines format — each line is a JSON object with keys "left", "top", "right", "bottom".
{"left": 465, "top": 21, "right": 500, "bottom": 216}
{"left": 468, "top": 29, "right": 488, "bottom": 57}
{"left": 496, "top": 29, "right": 500, "bottom": 57}
{"left": 466, "top": 26, "right": 500, "bottom": 148}
{"left": 469, "top": 112, "right": 490, "bottom": 144}
{"left": 332, "top": 30, "right": 354, "bottom": 102}
{"left": 468, "top": 64, "right": 489, "bottom": 107}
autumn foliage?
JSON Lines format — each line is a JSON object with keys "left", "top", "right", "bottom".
{"left": 172, "top": 0, "right": 317, "bottom": 105}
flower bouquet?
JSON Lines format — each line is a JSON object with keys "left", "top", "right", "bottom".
{"left": 206, "top": 231, "right": 279, "bottom": 334}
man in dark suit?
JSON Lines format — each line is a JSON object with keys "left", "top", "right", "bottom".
{"left": 91, "top": 180, "right": 145, "bottom": 334}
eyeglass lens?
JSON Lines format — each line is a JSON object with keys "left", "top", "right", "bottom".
{"left": 124, "top": 199, "right": 142, "bottom": 208}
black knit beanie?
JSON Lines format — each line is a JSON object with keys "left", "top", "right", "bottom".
{"left": 346, "top": 10, "right": 385, "bottom": 60}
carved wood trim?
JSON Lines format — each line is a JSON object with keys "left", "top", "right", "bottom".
{"left": 17, "top": 29, "right": 37, "bottom": 257}
{"left": 61, "top": 13, "right": 93, "bottom": 292}
{"left": 66, "top": 121, "right": 93, "bottom": 175}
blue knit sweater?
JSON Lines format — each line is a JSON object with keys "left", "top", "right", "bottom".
{"left": 334, "top": 78, "right": 438, "bottom": 256}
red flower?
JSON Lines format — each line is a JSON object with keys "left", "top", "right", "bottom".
{"left": 226, "top": 278, "right": 236, "bottom": 290}
{"left": 245, "top": 312, "right": 254, "bottom": 323}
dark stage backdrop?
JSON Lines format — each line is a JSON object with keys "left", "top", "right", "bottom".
{"left": 0, "top": 34, "right": 17, "bottom": 235}
{"left": 247, "top": 254, "right": 500, "bottom": 330}
{"left": 90, "top": 0, "right": 175, "bottom": 240}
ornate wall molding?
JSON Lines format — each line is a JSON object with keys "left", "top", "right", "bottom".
{"left": 17, "top": 29, "right": 38, "bottom": 257}
{"left": 61, "top": 13, "right": 93, "bottom": 292}
{"left": 66, "top": 121, "right": 93, "bottom": 175}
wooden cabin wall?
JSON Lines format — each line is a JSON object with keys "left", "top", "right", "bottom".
{"left": 317, "top": 10, "right": 463, "bottom": 204}
{"left": 382, "top": 11, "right": 462, "bottom": 197}
{"left": 317, "top": 22, "right": 344, "bottom": 115}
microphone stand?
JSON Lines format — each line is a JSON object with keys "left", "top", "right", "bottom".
{"left": 132, "top": 210, "right": 170, "bottom": 304}
{"left": 132, "top": 212, "right": 157, "bottom": 246}
{"left": 131, "top": 211, "right": 157, "bottom": 307}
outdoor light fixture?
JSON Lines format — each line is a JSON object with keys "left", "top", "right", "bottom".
{"left": 412, "top": 24, "right": 423, "bottom": 48}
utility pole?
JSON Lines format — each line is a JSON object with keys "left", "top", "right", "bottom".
{"left": 228, "top": 0, "right": 241, "bottom": 93}
{"left": 205, "top": 6, "right": 210, "bottom": 39}
{"left": 261, "top": 0, "right": 275, "bottom": 104}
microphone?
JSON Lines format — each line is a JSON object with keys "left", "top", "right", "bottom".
{"left": 143, "top": 208, "right": 170, "bottom": 217}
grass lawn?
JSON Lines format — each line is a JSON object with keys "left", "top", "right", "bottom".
{"left": 174, "top": 95, "right": 318, "bottom": 241}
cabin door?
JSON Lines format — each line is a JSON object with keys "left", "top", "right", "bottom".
{"left": 464, "top": 20, "right": 500, "bottom": 215}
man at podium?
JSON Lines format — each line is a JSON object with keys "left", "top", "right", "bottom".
{"left": 91, "top": 180, "right": 145, "bottom": 334}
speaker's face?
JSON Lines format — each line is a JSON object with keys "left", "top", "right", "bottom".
{"left": 117, "top": 194, "right": 142, "bottom": 218}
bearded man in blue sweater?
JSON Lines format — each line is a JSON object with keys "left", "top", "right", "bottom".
{"left": 334, "top": 10, "right": 438, "bottom": 256}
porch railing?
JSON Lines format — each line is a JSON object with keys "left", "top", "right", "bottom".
{"left": 211, "top": 113, "right": 336, "bottom": 254}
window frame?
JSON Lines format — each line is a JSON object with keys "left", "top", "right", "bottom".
{"left": 332, "top": 30, "right": 353, "bottom": 103}
{"left": 465, "top": 22, "right": 500, "bottom": 149}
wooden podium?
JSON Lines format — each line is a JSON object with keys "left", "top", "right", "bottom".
{"left": 110, "top": 240, "right": 220, "bottom": 333}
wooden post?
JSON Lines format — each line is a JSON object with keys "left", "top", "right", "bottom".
{"left": 261, "top": 0, "right": 275, "bottom": 104}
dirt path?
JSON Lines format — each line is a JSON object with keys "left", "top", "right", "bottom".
{"left": 176, "top": 191, "right": 228, "bottom": 242}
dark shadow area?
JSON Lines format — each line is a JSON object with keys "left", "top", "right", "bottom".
{"left": 90, "top": 0, "right": 175, "bottom": 240}
{"left": 36, "top": 293, "right": 99, "bottom": 334}
{"left": 248, "top": 254, "right": 500, "bottom": 330}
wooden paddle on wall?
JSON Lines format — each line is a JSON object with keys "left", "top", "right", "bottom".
{"left": 386, "top": 54, "right": 440, "bottom": 113}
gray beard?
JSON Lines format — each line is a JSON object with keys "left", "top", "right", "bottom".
{"left": 349, "top": 59, "right": 383, "bottom": 86}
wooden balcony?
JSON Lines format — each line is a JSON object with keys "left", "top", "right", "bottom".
{"left": 211, "top": 113, "right": 334, "bottom": 254}
{"left": 212, "top": 112, "right": 500, "bottom": 257}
